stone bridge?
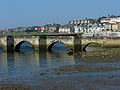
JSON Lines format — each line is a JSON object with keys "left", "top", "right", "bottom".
{"left": 0, "top": 33, "right": 82, "bottom": 53}
{"left": 82, "top": 37, "right": 120, "bottom": 51}
{"left": 1, "top": 33, "right": 120, "bottom": 53}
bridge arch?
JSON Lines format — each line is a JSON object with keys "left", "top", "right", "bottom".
{"left": 47, "top": 41, "right": 67, "bottom": 51}
{"left": 82, "top": 42, "right": 102, "bottom": 52}
{"left": 15, "top": 41, "right": 35, "bottom": 52}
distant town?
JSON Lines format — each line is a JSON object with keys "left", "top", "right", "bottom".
{"left": 1, "top": 15, "right": 120, "bottom": 37}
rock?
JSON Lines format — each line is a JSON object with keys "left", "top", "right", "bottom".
{"left": 109, "top": 75, "right": 114, "bottom": 78}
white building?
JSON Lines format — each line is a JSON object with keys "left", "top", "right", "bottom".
{"left": 74, "top": 23, "right": 105, "bottom": 36}
{"left": 59, "top": 27, "right": 71, "bottom": 33}
{"left": 59, "top": 25, "right": 74, "bottom": 33}
{"left": 101, "top": 17, "right": 120, "bottom": 24}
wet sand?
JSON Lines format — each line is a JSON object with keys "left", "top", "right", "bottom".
{"left": 1, "top": 48, "right": 120, "bottom": 90}
{"left": 1, "top": 68, "right": 120, "bottom": 90}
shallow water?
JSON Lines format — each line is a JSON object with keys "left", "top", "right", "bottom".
{"left": 0, "top": 42, "right": 77, "bottom": 79}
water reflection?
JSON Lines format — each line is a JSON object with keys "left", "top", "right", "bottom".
{"left": 0, "top": 52, "right": 7, "bottom": 73}
{"left": 39, "top": 52, "right": 47, "bottom": 68}
{"left": 19, "top": 42, "right": 35, "bottom": 52}
{"left": 0, "top": 50, "right": 81, "bottom": 76}
{"left": 0, "top": 46, "right": 3, "bottom": 52}
{"left": 7, "top": 52, "right": 15, "bottom": 73}
{"left": 51, "top": 42, "right": 68, "bottom": 51}
{"left": 14, "top": 52, "right": 40, "bottom": 73}
{"left": 47, "top": 51, "right": 75, "bottom": 67}
{"left": 48, "top": 42, "right": 68, "bottom": 52}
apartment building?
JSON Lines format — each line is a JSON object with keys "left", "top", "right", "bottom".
{"left": 101, "top": 17, "right": 120, "bottom": 24}
{"left": 68, "top": 19, "right": 95, "bottom": 25}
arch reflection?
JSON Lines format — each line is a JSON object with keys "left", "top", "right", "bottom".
{"left": 0, "top": 50, "right": 82, "bottom": 75}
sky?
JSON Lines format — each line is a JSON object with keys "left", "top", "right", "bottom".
{"left": 0, "top": 0, "right": 120, "bottom": 29}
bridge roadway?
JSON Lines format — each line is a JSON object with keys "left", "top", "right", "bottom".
{"left": 0, "top": 33, "right": 82, "bottom": 53}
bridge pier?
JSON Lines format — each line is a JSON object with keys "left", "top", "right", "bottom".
{"left": 39, "top": 36, "right": 47, "bottom": 52}
{"left": 73, "top": 35, "right": 82, "bottom": 53}
{"left": 7, "top": 36, "right": 14, "bottom": 52}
